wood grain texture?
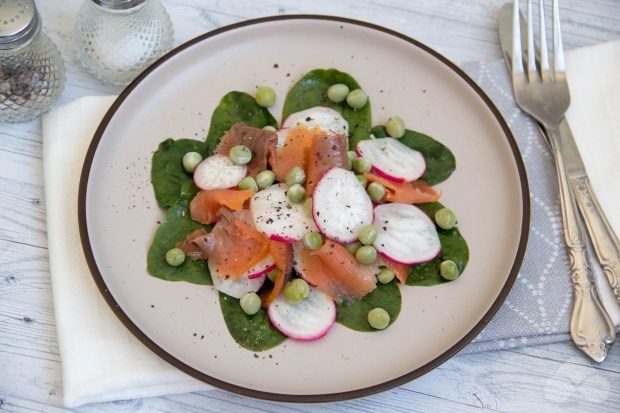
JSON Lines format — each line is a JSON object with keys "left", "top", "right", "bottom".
{"left": 1, "top": 0, "right": 619, "bottom": 412}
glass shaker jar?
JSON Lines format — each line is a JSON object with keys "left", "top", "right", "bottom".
{"left": 0, "top": 0, "right": 65, "bottom": 123}
{"left": 74, "top": 0, "right": 174, "bottom": 86}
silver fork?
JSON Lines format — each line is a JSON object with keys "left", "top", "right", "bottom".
{"left": 511, "top": 0, "right": 615, "bottom": 362}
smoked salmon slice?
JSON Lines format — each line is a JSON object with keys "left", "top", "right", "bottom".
{"left": 261, "top": 240, "right": 293, "bottom": 307}
{"left": 305, "top": 133, "right": 348, "bottom": 194}
{"left": 201, "top": 209, "right": 270, "bottom": 279}
{"left": 189, "top": 189, "right": 254, "bottom": 225}
{"left": 269, "top": 125, "right": 317, "bottom": 183}
{"left": 294, "top": 241, "right": 376, "bottom": 302}
{"left": 364, "top": 172, "right": 440, "bottom": 204}
{"left": 214, "top": 123, "right": 277, "bottom": 177}
{"left": 375, "top": 256, "right": 410, "bottom": 285}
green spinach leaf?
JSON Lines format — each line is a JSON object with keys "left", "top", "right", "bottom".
{"left": 336, "top": 281, "right": 401, "bottom": 332}
{"left": 147, "top": 182, "right": 212, "bottom": 285}
{"left": 219, "top": 292, "right": 286, "bottom": 351}
{"left": 283, "top": 69, "right": 372, "bottom": 147}
{"left": 151, "top": 138, "right": 207, "bottom": 209}
{"left": 406, "top": 202, "right": 469, "bottom": 286}
{"left": 205, "top": 91, "right": 278, "bottom": 155}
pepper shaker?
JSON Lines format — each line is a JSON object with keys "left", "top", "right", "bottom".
{"left": 0, "top": 0, "right": 65, "bottom": 123}
{"left": 74, "top": 0, "right": 174, "bottom": 86}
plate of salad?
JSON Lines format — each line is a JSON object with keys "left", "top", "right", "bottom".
{"left": 79, "top": 16, "right": 529, "bottom": 401}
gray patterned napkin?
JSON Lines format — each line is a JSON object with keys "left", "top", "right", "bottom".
{"left": 459, "top": 60, "right": 574, "bottom": 353}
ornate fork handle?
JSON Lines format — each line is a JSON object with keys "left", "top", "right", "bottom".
{"left": 547, "top": 125, "right": 616, "bottom": 362}
{"left": 570, "top": 175, "right": 620, "bottom": 303}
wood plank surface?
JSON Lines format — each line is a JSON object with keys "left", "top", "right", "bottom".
{"left": 1, "top": 1, "right": 619, "bottom": 412}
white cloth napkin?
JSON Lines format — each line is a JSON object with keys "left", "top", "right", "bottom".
{"left": 42, "top": 96, "right": 213, "bottom": 408}
{"left": 565, "top": 39, "right": 620, "bottom": 324}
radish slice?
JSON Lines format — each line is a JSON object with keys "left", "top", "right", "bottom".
{"left": 373, "top": 203, "right": 441, "bottom": 265}
{"left": 193, "top": 154, "right": 247, "bottom": 190}
{"left": 313, "top": 167, "right": 373, "bottom": 243}
{"left": 356, "top": 137, "right": 426, "bottom": 183}
{"left": 250, "top": 183, "right": 318, "bottom": 242}
{"left": 208, "top": 261, "right": 267, "bottom": 299}
{"left": 268, "top": 286, "right": 336, "bottom": 341}
{"left": 282, "top": 107, "right": 348, "bottom": 136}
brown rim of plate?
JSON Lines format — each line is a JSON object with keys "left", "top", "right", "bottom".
{"left": 78, "top": 14, "right": 530, "bottom": 403}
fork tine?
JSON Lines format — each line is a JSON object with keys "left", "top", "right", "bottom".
{"left": 553, "top": 0, "right": 566, "bottom": 74}
{"left": 512, "top": 0, "right": 524, "bottom": 76}
{"left": 526, "top": 0, "right": 537, "bottom": 80}
{"left": 539, "top": 0, "right": 550, "bottom": 79}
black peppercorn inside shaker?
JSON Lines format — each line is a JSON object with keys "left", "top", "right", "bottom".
{"left": 0, "top": 0, "right": 65, "bottom": 122}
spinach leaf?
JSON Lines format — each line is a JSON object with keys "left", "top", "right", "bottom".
{"left": 205, "top": 91, "right": 278, "bottom": 155}
{"left": 406, "top": 202, "right": 469, "bottom": 286}
{"left": 371, "top": 126, "right": 455, "bottom": 185}
{"left": 219, "top": 292, "right": 286, "bottom": 351}
{"left": 151, "top": 138, "right": 207, "bottom": 209}
{"left": 147, "top": 182, "right": 212, "bottom": 285}
{"left": 336, "top": 281, "right": 401, "bottom": 332}
{"left": 283, "top": 69, "right": 372, "bottom": 147}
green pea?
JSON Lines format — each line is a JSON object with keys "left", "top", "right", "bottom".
{"left": 367, "top": 182, "right": 385, "bottom": 202}
{"left": 229, "top": 144, "right": 252, "bottom": 166}
{"left": 377, "top": 268, "right": 395, "bottom": 284}
{"left": 347, "top": 150, "right": 358, "bottom": 170}
{"left": 256, "top": 85, "right": 276, "bottom": 107}
{"left": 356, "top": 174, "right": 367, "bottom": 187}
{"left": 302, "top": 232, "right": 323, "bottom": 250}
{"left": 182, "top": 152, "right": 202, "bottom": 173}
{"left": 368, "top": 307, "right": 390, "bottom": 330}
{"left": 358, "top": 224, "right": 377, "bottom": 245}
{"left": 352, "top": 157, "right": 372, "bottom": 174}
{"left": 386, "top": 116, "right": 406, "bottom": 138}
{"left": 304, "top": 197, "right": 313, "bottom": 217}
{"left": 440, "top": 260, "right": 460, "bottom": 281}
{"left": 346, "top": 88, "right": 368, "bottom": 109}
{"left": 239, "top": 292, "right": 262, "bottom": 315}
{"left": 327, "top": 83, "right": 350, "bottom": 103}
{"left": 283, "top": 279, "right": 310, "bottom": 304}
{"left": 256, "top": 170, "right": 275, "bottom": 189}
{"left": 238, "top": 176, "right": 258, "bottom": 192}
{"left": 355, "top": 245, "right": 377, "bottom": 264}
{"left": 287, "top": 183, "right": 305, "bottom": 203}
{"left": 346, "top": 241, "right": 362, "bottom": 255}
{"left": 285, "top": 166, "right": 306, "bottom": 186}
{"left": 165, "top": 248, "right": 185, "bottom": 267}
{"left": 435, "top": 207, "right": 457, "bottom": 230}
{"left": 262, "top": 125, "right": 277, "bottom": 132}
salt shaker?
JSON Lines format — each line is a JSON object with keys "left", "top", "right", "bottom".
{"left": 74, "top": 0, "right": 174, "bottom": 86}
{"left": 0, "top": 0, "right": 65, "bottom": 123}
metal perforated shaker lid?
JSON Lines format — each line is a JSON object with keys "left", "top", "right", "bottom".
{"left": 0, "top": 0, "right": 40, "bottom": 50}
{"left": 91, "top": 0, "right": 147, "bottom": 10}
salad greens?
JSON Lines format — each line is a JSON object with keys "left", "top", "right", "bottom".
{"left": 147, "top": 68, "right": 469, "bottom": 351}
{"left": 147, "top": 182, "right": 212, "bottom": 285}
{"left": 205, "top": 91, "right": 278, "bottom": 155}
{"left": 219, "top": 292, "right": 286, "bottom": 351}
{"left": 283, "top": 69, "right": 372, "bottom": 147}
{"left": 406, "top": 202, "right": 470, "bottom": 286}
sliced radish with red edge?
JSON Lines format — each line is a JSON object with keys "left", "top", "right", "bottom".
{"left": 373, "top": 203, "right": 440, "bottom": 265}
{"left": 313, "top": 167, "right": 373, "bottom": 243}
{"left": 282, "top": 107, "right": 348, "bottom": 136}
{"left": 208, "top": 261, "right": 267, "bottom": 299}
{"left": 356, "top": 137, "right": 425, "bottom": 183}
{"left": 250, "top": 183, "right": 318, "bottom": 242}
{"left": 193, "top": 154, "right": 247, "bottom": 190}
{"left": 268, "top": 286, "right": 336, "bottom": 341}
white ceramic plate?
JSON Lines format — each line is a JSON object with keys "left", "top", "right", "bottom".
{"left": 79, "top": 16, "right": 529, "bottom": 401}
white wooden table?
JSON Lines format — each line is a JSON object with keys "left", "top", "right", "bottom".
{"left": 1, "top": 1, "right": 620, "bottom": 412}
